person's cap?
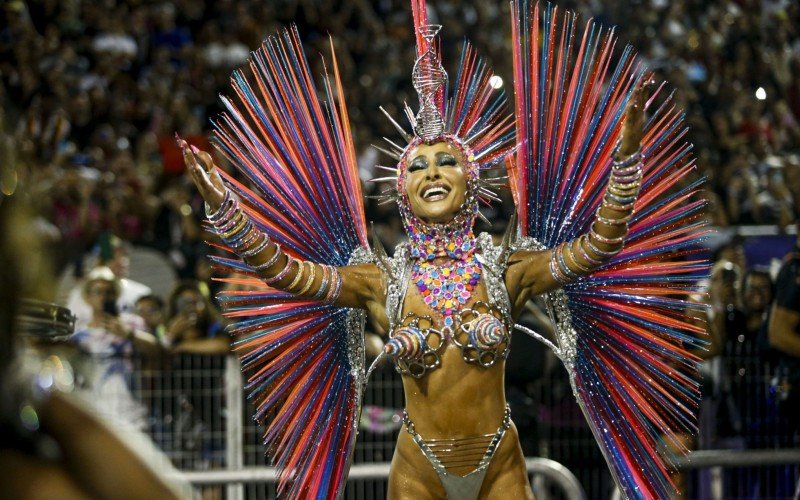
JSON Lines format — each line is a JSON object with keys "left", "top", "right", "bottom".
{"left": 82, "top": 266, "right": 121, "bottom": 296}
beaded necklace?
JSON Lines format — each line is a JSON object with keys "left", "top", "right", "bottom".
{"left": 407, "top": 214, "right": 482, "bottom": 332}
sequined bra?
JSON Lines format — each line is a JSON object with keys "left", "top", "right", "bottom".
{"left": 382, "top": 233, "right": 513, "bottom": 378}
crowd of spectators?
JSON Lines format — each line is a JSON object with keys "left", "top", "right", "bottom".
{"left": 2, "top": 1, "right": 800, "bottom": 278}
{"left": 1, "top": 0, "right": 799, "bottom": 495}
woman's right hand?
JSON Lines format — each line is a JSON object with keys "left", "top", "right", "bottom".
{"left": 176, "top": 135, "right": 228, "bottom": 212}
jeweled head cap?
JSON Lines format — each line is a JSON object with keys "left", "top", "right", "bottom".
{"left": 371, "top": 0, "right": 516, "bottom": 234}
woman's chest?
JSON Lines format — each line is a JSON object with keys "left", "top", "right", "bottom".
{"left": 389, "top": 281, "right": 511, "bottom": 378}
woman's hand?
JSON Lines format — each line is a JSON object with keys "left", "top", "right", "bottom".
{"left": 165, "top": 312, "right": 198, "bottom": 345}
{"left": 175, "top": 134, "right": 227, "bottom": 212}
{"left": 616, "top": 79, "right": 651, "bottom": 159}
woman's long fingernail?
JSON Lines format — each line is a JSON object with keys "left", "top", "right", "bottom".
{"left": 174, "top": 132, "right": 185, "bottom": 148}
{"left": 190, "top": 145, "right": 200, "bottom": 154}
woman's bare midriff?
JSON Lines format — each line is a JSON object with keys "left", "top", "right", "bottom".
{"left": 385, "top": 280, "right": 534, "bottom": 499}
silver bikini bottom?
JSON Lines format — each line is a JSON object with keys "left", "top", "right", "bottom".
{"left": 402, "top": 405, "right": 511, "bottom": 500}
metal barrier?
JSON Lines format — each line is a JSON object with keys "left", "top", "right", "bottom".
{"left": 609, "top": 449, "right": 800, "bottom": 500}
{"left": 675, "top": 449, "right": 800, "bottom": 469}
{"left": 176, "top": 457, "right": 586, "bottom": 499}
{"left": 65, "top": 347, "right": 799, "bottom": 499}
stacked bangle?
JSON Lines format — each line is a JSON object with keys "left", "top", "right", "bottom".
{"left": 240, "top": 233, "right": 270, "bottom": 258}
{"left": 251, "top": 245, "right": 282, "bottom": 272}
{"left": 611, "top": 144, "right": 642, "bottom": 168}
{"left": 286, "top": 261, "right": 307, "bottom": 291}
{"left": 564, "top": 241, "right": 592, "bottom": 273}
{"left": 323, "top": 268, "right": 343, "bottom": 303}
{"left": 549, "top": 242, "right": 581, "bottom": 285}
{"left": 576, "top": 235, "right": 604, "bottom": 266}
{"left": 595, "top": 211, "right": 630, "bottom": 227}
{"left": 206, "top": 193, "right": 275, "bottom": 267}
{"left": 206, "top": 191, "right": 344, "bottom": 304}
{"left": 585, "top": 232, "right": 622, "bottom": 258}
{"left": 296, "top": 264, "right": 318, "bottom": 295}
{"left": 206, "top": 191, "right": 234, "bottom": 221}
{"left": 589, "top": 222, "right": 625, "bottom": 246}
{"left": 264, "top": 256, "right": 296, "bottom": 285}
{"left": 312, "top": 265, "right": 332, "bottom": 300}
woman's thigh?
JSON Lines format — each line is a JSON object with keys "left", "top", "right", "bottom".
{"left": 388, "top": 431, "right": 446, "bottom": 500}
{"left": 478, "top": 423, "right": 535, "bottom": 499}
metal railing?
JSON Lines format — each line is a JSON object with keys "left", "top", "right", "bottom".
{"left": 608, "top": 449, "right": 800, "bottom": 500}
{"left": 65, "top": 348, "right": 799, "bottom": 499}
{"left": 176, "top": 457, "right": 586, "bottom": 499}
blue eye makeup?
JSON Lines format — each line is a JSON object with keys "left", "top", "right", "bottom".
{"left": 437, "top": 154, "right": 457, "bottom": 166}
{"left": 409, "top": 159, "right": 427, "bottom": 172}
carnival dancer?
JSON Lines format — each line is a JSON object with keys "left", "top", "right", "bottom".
{"left": 179, "top": 1, "right": 708, "bottom": 498}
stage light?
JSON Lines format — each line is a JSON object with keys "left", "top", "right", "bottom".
{"left": 755, "top": 87, "right": 767, "bottom": 100}
{"left": 489, "top": 75, "right": 503, "bottom": 89}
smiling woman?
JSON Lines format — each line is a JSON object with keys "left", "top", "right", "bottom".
{"left": 176, "top": 0, "right": 708, "bottom": 498}
{"left": 405, "top": 142, "right": 468, "bottom": 224}
{"left": 405, "top": 141, "right": 474, "bottom": 223}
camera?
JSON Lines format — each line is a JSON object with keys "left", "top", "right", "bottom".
{"left": 103, "top": 299, "right": 119, "bottom": 317}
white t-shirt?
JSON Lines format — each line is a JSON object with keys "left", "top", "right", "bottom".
{"left": 67, "top": 278, "right": 152, "bottom": 331}
{"left": 71, "top": 312, "right": 148, "bottom": 430}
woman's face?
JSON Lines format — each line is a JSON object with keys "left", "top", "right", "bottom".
{"left": 175, "top": 290, "right": 205, "bottom": 317}
{"left": 403, "top": 141, "right": 468, "bottom": 224}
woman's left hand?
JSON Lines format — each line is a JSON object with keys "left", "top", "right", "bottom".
{"left": 616, "top": 79, "right": 651, "bottom": 159}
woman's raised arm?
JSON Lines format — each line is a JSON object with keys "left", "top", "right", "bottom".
{"left": 179, "top": 137, "right": 385, "bottom": 313}
{"left": 506, "top": 82, "right": 649, "bottom": 313}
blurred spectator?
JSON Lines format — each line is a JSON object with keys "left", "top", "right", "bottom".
{"left": 155, "top": 281, "right": 228, "bottom": 471}
{"left": 165, "top": 281, "right": 228, "bottom": 355}
{"left": 150, "top": 178, "right": 203, "bottom": 279}
{"left": 70, "top": 266, "right": 158, "bottom": 429}
{"left": 135, "top": 294, "right": 168, "bottom": 343}
{"left": 768, "top": 221, "right": 800, "bottom": 446}
{"left": 0, "top": 197, "right": 191, "bottom": 500}
{"left": 723, "top": 268, "right": 774, "bottom": 446}
{"left": 766, "top": 220, "right": 800, "bottom": 496}
{"left": 67, "top": 234, "right": 152, "bottom": 330}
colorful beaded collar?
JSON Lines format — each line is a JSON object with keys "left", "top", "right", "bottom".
{"left": 396, "top": 137, "right": 483, "bottom": 327}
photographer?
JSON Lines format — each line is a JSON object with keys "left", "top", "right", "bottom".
{"left": 164, "top": 281, "right": 228, "bottom": 355}
{"left": 71, "top": 266, "right": 158, "bottom": 429}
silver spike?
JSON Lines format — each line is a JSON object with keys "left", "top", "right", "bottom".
{"left": 370, "top": 223, "right": 394, "bottom": 281}
{"left": 403, "top": 102, "right": 417, "bottom": 130}
{"left": 382, "top": 137, "right": 405, "bottom": 154}
{"left": 366, "top": 193, "right": 400, "bottom": 204}
{"left": 478, "top": 178, "right": 507, "bottom": 190}
{"left": 478, "top": 188, "right": 502, "bottom": 203}
{"left": 375, "top": 164, "right": 399, "bottom": 173}
{"left": 372, "top": 144, "right": 401, "bottom": 161}
{"left": 481, "top": 174, "right": 509, "bottom": 182}
{"left": 477, "top": 210, "right": 491, "bottom": 226}
{"left": 473, "top": 141, "right": 505, "bottom": 161}
{"left": 379, "top": 106, "right": 412, "bottom": 143}
{"left": 367, "top": 176, "right": 399, "bottom": 183}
